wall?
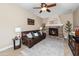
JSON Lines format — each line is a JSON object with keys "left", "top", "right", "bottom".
{"left": 59, "top": 13, "right": 73, "bottom": 38}
{"left": 73, "top": 8, "right": 79, "bottom": 28}
{"left": 43, "top": 14, "right": 62, "bottom": 26}
{"left": 0, "top": 4, "right": 42, "bottom": 49}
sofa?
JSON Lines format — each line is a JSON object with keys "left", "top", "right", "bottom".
{"left": 21, "top": 30, "right": 46, "bottom": 48}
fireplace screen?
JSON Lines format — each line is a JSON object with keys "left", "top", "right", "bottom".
{"left": 49, "top": 28, "right": 58, "bottom": 36}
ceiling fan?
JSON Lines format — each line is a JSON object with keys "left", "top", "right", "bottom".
{"left": 33, "top": 3, "right": 56, "bottom": 13}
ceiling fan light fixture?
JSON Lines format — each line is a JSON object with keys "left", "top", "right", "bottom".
{"left": 41, "top": 7, "right": 47, "bottom": 11}
{"left": 33, "top": 3, "right": 56, "bottom": 13}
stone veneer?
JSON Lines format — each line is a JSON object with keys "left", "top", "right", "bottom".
{"left": 45, "top": 26, "right": 64, "bottom": 38}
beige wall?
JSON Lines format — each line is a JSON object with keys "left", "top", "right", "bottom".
{"left": 59, "top": 13, "right": 73, "bottom": 37}
{"left": 73, "top": 8, "right": 79, "bottom": 28}
{"left": 42, "top": 15, "right": 62, "bottom": 25}
{"left": 0, "top": 4, "right": 42, "bottom": 49}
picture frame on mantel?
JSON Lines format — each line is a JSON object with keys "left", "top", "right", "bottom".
{"left": 27, "top": 18, "right": 35, "bottom": 25}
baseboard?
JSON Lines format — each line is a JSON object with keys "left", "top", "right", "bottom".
{"left": 0, "top": 45, "right": 13, "bottom": 52}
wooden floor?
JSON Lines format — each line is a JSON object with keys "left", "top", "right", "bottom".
{"left": 64, "top": 39, "right": 73, "bottom": 56}
{"left": 0, "top": 39, "right": 73, "bottom": 56}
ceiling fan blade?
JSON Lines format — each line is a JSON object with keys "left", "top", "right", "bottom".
{"left": 33, "top": 7, "right": 41, "bottom": 9}
{"left": 46, "top": 9, "right": 51, "bottom": 12}
{"left": 39, "top": 10, "right": 42, "bottom": 13}
{"left": 41, "top": 3, "right": 44, "bottom": 7}
{"left": 47, "top": 3, "right": 56, "bottom": 8}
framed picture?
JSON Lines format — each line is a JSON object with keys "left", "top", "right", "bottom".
{"left": 27, "top": 18, "right": 35, "bottom": 25}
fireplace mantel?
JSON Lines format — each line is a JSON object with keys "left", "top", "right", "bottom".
{"left": 46, "top": 24, "right": 63, "bottom": 27}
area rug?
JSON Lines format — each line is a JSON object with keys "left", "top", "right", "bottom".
{"left": 21, "top": 37, "right": 64, "bottom": 56}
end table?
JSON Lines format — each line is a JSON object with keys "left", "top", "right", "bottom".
{"left": 13, "top": 37, "right": 21, "bottom": 50}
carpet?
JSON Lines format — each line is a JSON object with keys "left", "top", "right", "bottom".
{"left": 21, "top": 37, "right": 64, "bottom": 56}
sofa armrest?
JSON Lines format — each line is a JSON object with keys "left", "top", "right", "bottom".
{"left": 41, "top": 33, "right": 46, "bottom": 39}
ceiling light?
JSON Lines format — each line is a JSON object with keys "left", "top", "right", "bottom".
{"left": 41, "top": 7, "right": 47, "bottom": 11}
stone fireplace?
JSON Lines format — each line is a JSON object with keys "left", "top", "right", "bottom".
{"left": 45, "top": 26, "right": 63, "bottom": 37}
{"left": 49, "top": 28, "right": 58, "bottom": 36}
{"left": 43, "top": 14, "right": 64, "bottom": 37}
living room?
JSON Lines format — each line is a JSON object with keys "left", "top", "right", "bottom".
{"left": 0, "top": 3, "right": 79, "bottom": 56}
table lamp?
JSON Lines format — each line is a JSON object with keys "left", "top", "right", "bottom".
{"left": 15, "top": 27, "right": 21, "bottom": 39}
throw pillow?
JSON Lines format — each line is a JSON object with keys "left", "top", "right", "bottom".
{"left": 26, "top": 33, "right": 33, "bottom": 38}
{"left": 34, "top": 32, "right": 39, "bottom": 36}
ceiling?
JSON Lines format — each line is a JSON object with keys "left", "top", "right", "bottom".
{"left": 18, "top": 3, "right": 79, "bottom": 18}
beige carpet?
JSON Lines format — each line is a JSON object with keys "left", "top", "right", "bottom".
{"left": 0, "top": 37, "right": 73, "bottom": 56}
{"left": 21, "top": 37, "right": 64, "bottom": 56}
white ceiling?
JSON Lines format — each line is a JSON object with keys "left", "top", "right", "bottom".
{"left": 18, "top": 3, "right": 79, "bottom": 18}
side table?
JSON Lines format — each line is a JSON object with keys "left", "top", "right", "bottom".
{"left": 13, "top": 37, "right": 21, "bottom": 50}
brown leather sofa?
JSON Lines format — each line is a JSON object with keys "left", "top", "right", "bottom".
{"left": 21, "top": 30, "right": 46, "bottom": 48}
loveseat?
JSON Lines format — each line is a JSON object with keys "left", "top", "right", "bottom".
{"left": 21, "top": 30, "right": 46, "bottom": 48}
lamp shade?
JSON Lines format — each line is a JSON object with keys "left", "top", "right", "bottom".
{"left": 15, "top": 27, "right": 21, "bottom": 33}
{"left": 41, "top": 7, "right": 47, "bottom": 11}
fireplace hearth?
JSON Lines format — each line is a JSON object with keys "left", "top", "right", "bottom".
{"left": 49, "top": 28, "right": 58, "bottom": 36}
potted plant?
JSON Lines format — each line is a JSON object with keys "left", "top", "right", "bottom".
{"left": 65, "top": 21, "right": 72, "bottom": 39}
